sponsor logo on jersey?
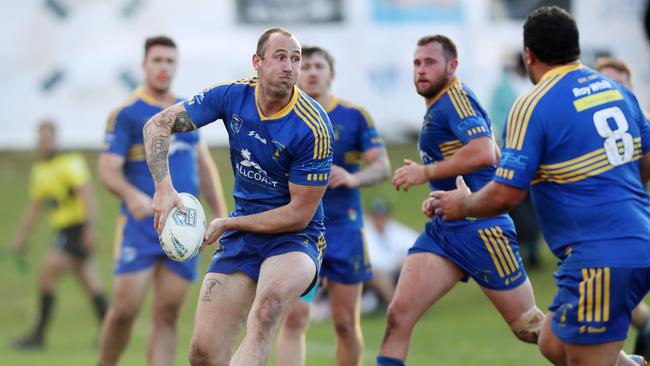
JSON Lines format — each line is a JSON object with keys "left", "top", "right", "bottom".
{"left": 419, "top": 149, "right": 434, "bottom": 164}
{"left": 500, "top": 152, "right": 529, "bottom": 170}
{"left": 231, "top": 114, "right": 243, "bottom": 134}
{"left": 248, "top": 130, "right": 267, "bottom": 144}
{"left": 236, "top": 149, "right": 278, "bottom": 188}
{"left": 272, "top": 140, "right": 287, "bottom": 160}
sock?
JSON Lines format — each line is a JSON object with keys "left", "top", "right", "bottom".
{"left": 92, "top": 294, "right": 108, "bottom": 322}
{"left": 376, "top": 355, "right": 405, "bottom": 366}
{"left": 34, "top": 292, "right": 55, "bottom": 338}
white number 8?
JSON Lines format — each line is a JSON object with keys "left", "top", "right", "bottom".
{"left": 593, "top": 106, "right": 634, "bottom": 166}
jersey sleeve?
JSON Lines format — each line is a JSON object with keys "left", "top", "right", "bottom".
{"left": 493, "top": 107, "right": 544, "bottom": 189}
{"left": 289, "top": 114, "right": 334, "bottom": 186}
{"left": 446, "top": 96, "right": 492, "bottom": 144}
{"left": 103, "top": 108, "right": 131, "bottom": 157}
{"left": 64, "top": 154, "right": 90, "bottom": 188}
{"left": 355, "top": 107, "right": 385, "bottom": 152}
{"left": 183, "top": 83, "right": 230, "bottom": 128}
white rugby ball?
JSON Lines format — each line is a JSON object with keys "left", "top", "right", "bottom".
{"left": 159, "top": 192, "right": 206, "bottom": 262}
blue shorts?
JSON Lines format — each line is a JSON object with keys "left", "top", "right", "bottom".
{"left": 113, "top": 215, "right": 199, "bottom": 281}
{"left": 409, "top": 220, "right": 527, "bottom": 290}
{"left": 549, "top": 265, "right": 650, "bottom": 344}
{"left": 320, "top": 225, "right": 373, "bottom": 284}
{"left": 207, "top": 229, "right": 325, "bottom": 295}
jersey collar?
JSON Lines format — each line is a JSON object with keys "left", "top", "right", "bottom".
{"left": 324, "top": 95, "right": 339, "bottom": 113}
{"left": 427, "top": 76, "right": 459, "bottom": 108}
{"left": 540, "top": 63, "right": 584, "bottom": 82}
{"left": 254, "top": 84, "right": 299, "bottom": 121}
{"left": 135, "top": 87, "right": 176, "bottom": 109}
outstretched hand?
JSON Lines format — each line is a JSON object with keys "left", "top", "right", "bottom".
{"left": 430, "top": 176, "right": 472, "bottom": 221}
{"left": 392, "top": 159, "right": 427, "bottom": 191}
{"left": 203, "top": 218, "right": 229, "bottom": 248}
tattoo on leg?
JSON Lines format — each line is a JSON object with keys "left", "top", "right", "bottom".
{"left": 201, "top": 279, "right": 222, "bottom": 302}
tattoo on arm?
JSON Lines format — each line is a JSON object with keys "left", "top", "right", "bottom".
{"left": 171, "top": 111, "right": 196, "bottom": 133}
{"left": 153, "top": 108, "right": 196, "bottom": 133}
{"left": 144, "top": 104, "right": 196, "bottom": 184}
{"left": 149, "top": 135, "right": 170, "bottom": 183}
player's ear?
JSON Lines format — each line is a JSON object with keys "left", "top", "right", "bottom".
{"left": 447, "top": 58, "right": 459, "bottom": 74}
{"left": 252, "top": 53, "right": 262, "bottom": 71}
{"left": 523, "top": 47, "right": 534, "bottom": 67}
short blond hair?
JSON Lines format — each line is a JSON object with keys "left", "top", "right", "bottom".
{"left": 596, "top": 57, "right": 633, "bottom": 88}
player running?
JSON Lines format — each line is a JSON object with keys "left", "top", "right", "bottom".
{"left": 277, "top": 45, "right": 390, "bottom": 366}
{"left": 143, "top": 28, "right": 334, "bottom": 366}
{"left": 432, "top": 6, "right": 650, "bottom": 366}
{"left": 98, "top": 35, "right": 226, "bottom": 366}
{"left": 376, "top": 34, "right": 544, "bottom": 366}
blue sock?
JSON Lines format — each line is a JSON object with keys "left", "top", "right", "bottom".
{"left": 376, "top": 355, "right": 405, "bottom": 366}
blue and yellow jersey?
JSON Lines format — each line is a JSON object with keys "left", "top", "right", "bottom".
{"left": 321, "top": 96, "right": 384, "bottom": 227}
{"left": 103, "top": 87, "right": 200, "bottom": 218}
{"left": 30, "top": 153, "right": 90, "bottom": 229}
{"left": 419, "top": 76, "right": 511, "bottom": 228}
{"left": 495, "top": 64, "right": 650, "bottom": 268}
{"left": 184, "top": 77, "right": 333, "bottom": 232}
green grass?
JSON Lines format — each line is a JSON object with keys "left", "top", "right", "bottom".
{"left": 0, "top": 144, "right": 639, "bottom": 365}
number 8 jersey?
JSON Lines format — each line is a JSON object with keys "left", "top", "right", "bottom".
{"left": 495, "top": 64, "right": 650, "bottom": 269}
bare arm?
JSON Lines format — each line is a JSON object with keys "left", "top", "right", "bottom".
{"left": 329, "top": 146, "right": 391, "bottom": 189}
{"left": 77, "top": 182, "right": 97, "bottom": 226}
{"left": 204, "top": 183, "right": 326, "bottom": 244}
{"left": 197, "top": 140, "right": 228, "bottom": 218}
{"left": 77, "top": 182, "right": 98, "bottom": 251}
{"left": 143, "top": 102, "right": 196, "bottom": 184}
{"left": 13, "top": 199, "right": 44, "bottom": 253}
{"left": 356, "top": 146, "right": 391, "bottom": 186}
{"left": 430, "top": 177, "right": 527, "bottom": 221}
{"left": 98, "top": 153, "right": 153, "bottom": 219}
{"left": 393, "top": 136, "right": 497, "bottom": 191}
{"left": 494, "top": 140, "right": 502, "bottom": 163}
{"left": 424, "top": 136, "right": 497, "bottom": 180}
{"left": 143, "top": 102, "right": 197, "bottom": 232}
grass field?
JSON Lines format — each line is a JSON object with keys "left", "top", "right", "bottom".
{"left": 0, "top": 144, "right": 640, "bottom": 365}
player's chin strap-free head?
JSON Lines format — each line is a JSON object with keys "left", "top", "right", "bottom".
{"left": 509, "top": 306, "right": 545, "bottom": 344}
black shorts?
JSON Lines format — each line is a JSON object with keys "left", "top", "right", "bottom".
{"left": 53, "top": 223, "right": 88, "bottom": 261}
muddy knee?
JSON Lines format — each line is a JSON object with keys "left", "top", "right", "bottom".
{"left": 188, "top": 340, "right": 228, "bottom": 366}
{"left": 255, "top": 291, "right": 283, "bottom": 334}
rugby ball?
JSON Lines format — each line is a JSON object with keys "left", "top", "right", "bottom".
{"left": 159, "top": 192, "right": 206, "bottom": 262}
